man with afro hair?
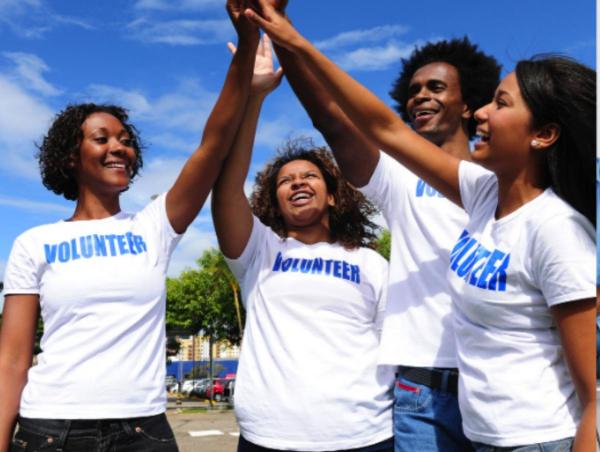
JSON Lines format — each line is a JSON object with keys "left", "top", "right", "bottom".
{"left": 269, "top": 9, "right": 501, "bottom": 449}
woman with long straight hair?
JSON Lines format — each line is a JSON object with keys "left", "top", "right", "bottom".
{"left": 245, "top": 2, "right": 596, "bottom": 451}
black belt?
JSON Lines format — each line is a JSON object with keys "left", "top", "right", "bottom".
{"left": 398, "top": 366, "right": 459, "bottom": 395}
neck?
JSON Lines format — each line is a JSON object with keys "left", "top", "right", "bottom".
{"left": 286, "top": 218, "right": 333, "bottom": 245}
{"left": 495, "top": 165, "right": 548, "bottom": 219}
{"left": 70, "top": 190, "right": 122, "bottom": 221}
{"left": 435, "top": 126, "right": 472, "bottom": 160}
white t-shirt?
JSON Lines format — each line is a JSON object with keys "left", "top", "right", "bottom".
{"left": 3, "top": 194, "right": 181, "bottom": 419}
{"left": 450, "top": 161, "right": 596, "bottom": 446}
{"left": 227, "top": 217, "right": 394, "bottom": 451}
{"left": 360, "top": 152, "right": 467, "bottom": 367}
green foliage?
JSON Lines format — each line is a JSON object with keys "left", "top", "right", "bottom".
{"left": 374, "top": 229, "right": 391, "bottom": 261}
{"left": 166, "top": 248, "right": 244, "bottom": 346}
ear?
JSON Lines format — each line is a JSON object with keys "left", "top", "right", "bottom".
{"left": 327, "top": 193, "right": 335, "bottom": 207}
{"left": 531, "top": 123, "right": 561, "bottom": 150}
{"left": 461, "top": 103, "right": 472, "bottom": 120}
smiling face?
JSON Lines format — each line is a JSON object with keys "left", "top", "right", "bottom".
{"left": 75, "top": 112, "right": 137, "bottom": 198}
{"left": 473, "top": 72, "right": 536, "bottom": 174}
{"left": 406, "top": 62, "right": 471, "bottom": 145}
{"left": 274, "top": 159, "right": 335, "bottom": 230}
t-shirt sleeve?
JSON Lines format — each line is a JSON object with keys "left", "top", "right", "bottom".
{"left": 530, "top": 213, "right": 596, "bottom": 306}
{"left": 3, "top": 232, "right": 41, "bottom": 295}
{"left": 458, "top": 160, "right": 497, "bottom": 215}
{"left": 359, "top": 152, "right": 407, "bottom": 217}
{"left": 225, "top": 216, "right": 268, "bottom": 283}
{"left": 136, "top": 193, "right": 183, "bottom": 258}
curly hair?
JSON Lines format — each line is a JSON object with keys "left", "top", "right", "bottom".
{"left": 390, "top": 36, "right": 501, "bottom": 138}
{"left": 250, "top": 140, "right": 379, "bottom": 249}
{"left": 37, "top": 103, "right": 144, "bottom": 201}
{"left": 516, "top": 55, "right": 596, "bottom": 227}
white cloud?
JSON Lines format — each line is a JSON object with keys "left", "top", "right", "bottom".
{"left": 0, "top": 0, "right": 92, "bottom": 38}
{"left": 315, "top": 25, "right": 409, "bottom": 51}
{"left": 3, "top": 52, "right": 61, "bottom": 96}
{"left": 0, "top": 195, "right": 71, "bottom": 214}
{"left": 86, "top": 79, "right": 217, "bottom": 134}
{"left": 127, "top": 17, "right": 233, "bottom": 46}
{"left": 134, "top": 0, "right": 222, "bottom": 11}
{"left": 168, "top": 223, "right": 217, "bottom": 277}
{"left": 334, "top": 42, "right": 416, "bottom": 72}
{"left": 0, "top": 75, "right": 54, "bottom": 179}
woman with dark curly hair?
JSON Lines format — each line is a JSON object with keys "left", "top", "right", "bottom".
{"left": 248, "top": 3, "right": 596, "bottom": 450}
{"left": 0, "top": 3, "right": 258, "bottom": 451}
{"left": 212, "top": 35, "right": 394, "bottom": 452}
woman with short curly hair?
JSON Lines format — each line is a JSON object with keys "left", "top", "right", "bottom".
{"left": 0, "top": 3, "right": 258, "bottom": 451}
{"left": 212, "top": 35, "right": 394, "bottom": 452}
{"left": 250, "top": 142, "right": 378, "bottom": 250}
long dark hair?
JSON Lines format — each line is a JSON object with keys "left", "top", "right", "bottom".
{"left": 250, "top": 139, "right": 379, "bottom": 249}
{"left": 516, "top": 55, "right": 595, "bottom": 227}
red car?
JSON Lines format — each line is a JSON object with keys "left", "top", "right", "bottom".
{"left": 203, "top": 378, "right": 235, "bottom": 402}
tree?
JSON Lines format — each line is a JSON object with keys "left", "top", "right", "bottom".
{"left": 374, "top": 229, "right": 391, "bottom": 261}
{"left": 166, "top": 248, "right": 244, "bottom": 404}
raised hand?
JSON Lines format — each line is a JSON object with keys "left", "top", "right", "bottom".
{"left": 226, "top": 0, "right": 259, "bottom": 41}
{"left": 228, "top": 34, "right": 283, "bottom": 98}
{"left": 244, "top": 0, "right": 301, "bottom": 51}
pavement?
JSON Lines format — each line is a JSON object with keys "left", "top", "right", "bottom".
{"left": 167, "top": 394, "right": 600, "bottom": 452}
{"left": 167, "top": 398, "right": 239, "bottom": 452}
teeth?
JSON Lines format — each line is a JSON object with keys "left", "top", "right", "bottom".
{"left": 291, "top": 193, "right": 310, "bottom": 201}
{"left": 105, "top": 162, "right": 126, "bottom": 168}
{"left": 415, "top": 110, "right": 435, "bottom": 118}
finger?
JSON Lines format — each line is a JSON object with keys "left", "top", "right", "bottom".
{"left": 227, "top": 42, "right": 237, "bottom": 55}
{"left": 262, "top": 34, "right": 273, "bottom": 55}
{"left": 258, "top": 34, "right": 265, "bottom": 56}
{"left": 274, "top": 67, "right": 284, "bottom": 82}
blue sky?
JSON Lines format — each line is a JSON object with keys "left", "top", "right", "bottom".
{"left": 0, "top": 0, "right": 595, "bottom": 290}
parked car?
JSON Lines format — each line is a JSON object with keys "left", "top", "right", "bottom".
{"left": 201, "top": 378, "right": 235, "bottom": 402}
{"left": 188, "top": 379, "right": 211, "bottom": 397}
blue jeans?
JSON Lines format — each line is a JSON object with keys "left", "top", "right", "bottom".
{"left": 393, "top": 368, "right": 472, "bottom": 452}
{"left": 237, "top": 435, "right": 394, "bottom": 452}
{"left": 10, "top": 413, "right": 178, "bottom": 452}
{"left": 471, "top": 437, "right": 573, "bottom": 451}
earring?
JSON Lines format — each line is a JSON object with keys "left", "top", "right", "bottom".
{"left": 531, "top": 139, "right": 540, "bottom": 148}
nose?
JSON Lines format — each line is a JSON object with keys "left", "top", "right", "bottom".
{"left": 108, "top": 137, "right": 126, "bottom": 154}
{"left": 291, "top": 179, "right": 306, "bottom": 190}
{"left": 474, "top": 103, "right": 490, "bottom": 123}
{"left": 413, "top": 87, "right": 431, "bottom": 104}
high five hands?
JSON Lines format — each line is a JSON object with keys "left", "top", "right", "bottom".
{"left": 226, "top": 0, "right": 260, "bottom": 41}
{"left": 243, "top": 0, "right": 302, "bottom": 51}
{"left": 228, "top": 34, "right": 284, "bottom": 98}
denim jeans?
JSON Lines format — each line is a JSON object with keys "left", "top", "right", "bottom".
{"left": 237, "top": 435, "right": 394, "bottom": 452}
{"left": 471, "top": 437, "right": 573, "bottom": 451}
{"left": 393, "top": 368, "right": 473, "bottom": 452}
{"left": 10, "top": 413, "right": 178, "bottom": 452}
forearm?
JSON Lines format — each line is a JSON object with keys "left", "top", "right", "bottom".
{"left": 573, "top": 402, "right": 595, "bottom": 452}
{"left": 212, "top": 94, "right": 266, "bottom": 257}
{"left": 200, "top": 38, "right": 258, "bottom": 155}
{"left": 275, "top": 43, "right": 378, "bottom": 186}
{"left": 552, "top": 299, "right": 596, "bottom": 452}
{"left": 0, "top": 366, "right": 28, "bottom": 452}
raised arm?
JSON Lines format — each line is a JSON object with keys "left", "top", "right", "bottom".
{"left": 246, "top": 0, "right": 462, "bottom": 205}
{"left": 264, "top": 2, "right": 378, "bottom": 187}
{"left": 551, "top": 299, "right": 596, "bottom": 452}
{"left": 165, "top": 0, "right": 259, "bottom": 234}
{"left": 212, "top": 35, "right": 283, "bottom": 258}
{"left": 0, "top": 295, "right": 39, "bottom": 452}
